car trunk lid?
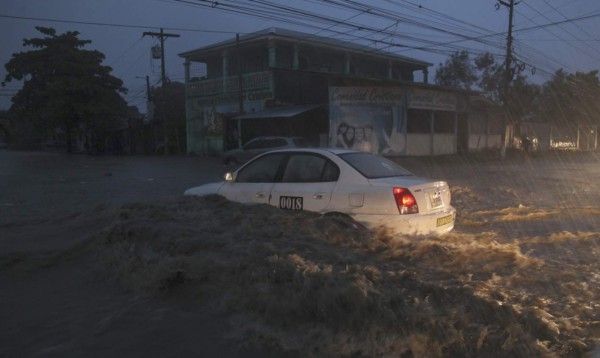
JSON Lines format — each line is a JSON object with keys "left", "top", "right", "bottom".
{"left": 368, "top": 177, "right": 451, "bottom": 214}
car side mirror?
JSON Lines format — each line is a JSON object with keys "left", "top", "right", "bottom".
{"left": 224, "top": 172, "right": 234, "bottom": 182}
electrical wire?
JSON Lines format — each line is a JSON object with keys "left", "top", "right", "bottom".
{"left": 171, "top": 0, "right": 600, "bottom": 76}
{"left": 542, "top": 0, "right": 599, "bottom": 42}
{"left": 4, "top": 2, "right": 597, "bottom": 74}
{"left": 173, "top": 0, "right": 506, "bottom": 60}
{"left": 0, "top": 14, "right": 239, "bottom": 34}
{"left": 517, "top": 2, "right": 600, "bottom": 62}
{"left": 3, "top": 0, "right": 600, "bottom": 99}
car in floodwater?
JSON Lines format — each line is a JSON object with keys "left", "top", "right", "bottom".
{"left": 186, "top": 148, "right": 456, "bottom": 236}
{"left": 221, "top": 136, "right": 307, "bottom": 167}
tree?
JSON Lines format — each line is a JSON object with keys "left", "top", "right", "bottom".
{"left": 150, "top": 81, "right": 186, "bottom": 154}
{"left": 0, "top": 110, "right": 9, "bottom": 145}
{"left": 435, "top": 51, "right": 507, "bottom": 100}
{"left": 3, "top": 27, "right": 128, "bottom": 153}
{"left": 538, "top": 69, "right": 600, "bottom": 130}
{"left": 434, "top": 50, "right": 477, "bottom": 90}
{"left": 473, "top": 52, "right": 504, "bottom": 102}
{"left": 505, "top": 73, "right": 540, "bottom": 122}
{"left": 436, "top": 51, "right": 540, "bottom": 120}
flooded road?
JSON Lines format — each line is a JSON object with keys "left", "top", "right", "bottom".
{"left": 0, "top": 151, "right": 224, "bottom": 253}
{"left": 1, "top": 149, "right": 600, "bottom": 357}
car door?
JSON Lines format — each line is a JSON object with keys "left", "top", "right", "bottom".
{"left": 219, "top": 153, "right": 286, "bottom": 204}
{"left": 270, "top": 153, "right": 339, "bottom": 213}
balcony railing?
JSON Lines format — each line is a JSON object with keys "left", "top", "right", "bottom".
{"left": 186, "top": 71, "right": 272, "bottom": 98}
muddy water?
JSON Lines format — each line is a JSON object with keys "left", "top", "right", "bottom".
{"left": 1, "top": 150, "right": 600, "bottom": 357}
{"left": 0, "top": 151, "right": 224, "bottom": 253}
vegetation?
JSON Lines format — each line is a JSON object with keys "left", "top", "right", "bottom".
{"left": 3, "top": 27, "right": 597, "bottom": 153}
{"left": 434, "top": 50, "right": 478, "bottom": 91}
{"left": 538, "top": 70, "right": 600, "bottom": 130}
{"left": 435, "top": 50, "right": 600, "bottom": 131}
{"left": 150, "top": 81, "right": 186, "bottom": 154}
{"left": 2, "top": 27, "right": 128, "bottom": 152}
{"left": 0, "top": 110, "right": 9, "bottom": 143}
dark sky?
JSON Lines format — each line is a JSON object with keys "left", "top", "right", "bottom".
{"left": 1, "top": 0, "right": 599, "bottom": 112}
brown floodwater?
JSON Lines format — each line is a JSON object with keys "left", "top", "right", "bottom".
{"left": 1, "top": 150, "right": 599, "bottom": 357}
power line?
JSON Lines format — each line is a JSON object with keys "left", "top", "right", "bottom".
{"left": 4, "top": 3, "right": 596, "bottom": 71}
{"left": 518, "top": 2, "right": 600, "bottom": 62}
{"left": 3, "top": 0, "right": 599, "bottom": 85}
{"left": 173, "top": 0, "right": 507, "bottom": 60}
{"left": 171, "top": 0, "right": 600, "bottom": 73}
{"left": 542, "top": 0, "right": 598, "bottom": 40}
{"left": 108, "top": 38, "right": 145, "bottom": 68}
{"left": 513, "top": 10, "right": 600, "bottom": 34}
{"left": 0, "top": 14, "right": 238, "bottom": 34}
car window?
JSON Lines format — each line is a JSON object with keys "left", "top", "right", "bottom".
{"left": 236, "top": 153, "right": 285, "bottom": 183}
{"left": 281, "top": 154, "right": 339, "bottom": 183}
{"left": 243, "top": 139, "right": 265, "bottom": 150}
{"left": 292, "top": 138, "right": 308, "bottom": 147}
{"left": 339, "top": 152, "right": 412, "bottom": 179}
{"left": 267, "top": 138, "right": 287, "bottom": 148}
{"left": 322, "top": 160, "right": 340, "bottom": 182}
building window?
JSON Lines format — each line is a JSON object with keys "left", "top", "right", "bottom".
{"left": 434, "top": 111, "right": 455, "bottom": 133}
{"left": 407, "top": 109, "right": 431, "bottom": 133}
{"left": 299, "top": 56, "right": 310, "bottom": 70}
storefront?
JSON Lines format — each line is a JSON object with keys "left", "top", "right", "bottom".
{"left": 328, "top": 86, "right": 469, "bottom": 156}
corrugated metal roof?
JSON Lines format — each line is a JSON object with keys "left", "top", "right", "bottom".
{"left": 233, "top": 104, "right": 322, "bottom": 120}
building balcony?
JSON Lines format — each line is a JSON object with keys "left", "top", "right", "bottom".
{"left": 186, "top": 71, "right": 272, "bottom": 99}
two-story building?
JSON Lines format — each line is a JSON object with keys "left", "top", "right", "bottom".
{"left": 179, "top": 27, "right": 492, "bottom": 156}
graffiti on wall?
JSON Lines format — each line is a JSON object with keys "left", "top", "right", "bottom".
{"left": 204, "top": 106, "right": 224, "bottom": 136}
{"left": 329, "top": 87, "right": 407, "bottom": 155}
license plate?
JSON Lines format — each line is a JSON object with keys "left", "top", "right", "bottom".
{"left": 429, "top": 192, "right": 443, "bottom": 208}
{"left": 279, "top": 196, "right": 303, "bottom": 211}
{"left": 436, "top": 214, "right": 454, "bottom": 227}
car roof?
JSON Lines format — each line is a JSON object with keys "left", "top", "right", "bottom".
{"left": 250, "top": 136, "right": 303, "bottom": 140}
{"left": 263, "top": 147, "right": 358, "bottom": 155}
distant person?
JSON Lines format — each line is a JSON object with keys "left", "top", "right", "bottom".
{"left": 522, "top": 136, "right": 531, "bottom": 153}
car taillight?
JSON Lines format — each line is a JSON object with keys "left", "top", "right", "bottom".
{"left": 393, "top": 187, "right": 419, "bottom": 215}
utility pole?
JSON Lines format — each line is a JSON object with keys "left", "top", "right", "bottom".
{"left": 497, "top": 0, "right": 517, "bottom": 154}
{"left": 236, "top": 34, "right": 244, "bottom": 115}
{"left": 236, "top": 34, "right": 244, "bottom": 149}
{"left": 497, "top": 0, "right": 516, "bottom": 105}
{"left": 135, "top": 75, "right": 152, "bottom": 116}
{"left": 144, "top": 75, "right": 151, "bottom": 101}
{"left": 143, "top": 28, "right": 180, "bottom": 154}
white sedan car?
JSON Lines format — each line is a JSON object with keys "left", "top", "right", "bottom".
{"left": 185, "top": 148, "right": 456, "bottom": 236}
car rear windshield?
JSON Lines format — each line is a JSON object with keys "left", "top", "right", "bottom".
{"left": 339, "top": 152, "right": 413, "bottom": 179}
{"left": 293, "top": 138, "right": 308, "bottom": 147}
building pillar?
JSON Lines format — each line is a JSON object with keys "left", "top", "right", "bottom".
{"left": 387, "top": 60, "right": 393, "bottom": 80}
{"left": 293, "top": 44, "right": 299, "bottom": 70}
{"left": 268, "top": 40, "right": 277, "bottom": 68}
{"left": 423, "top": 68, "right": 429, "bottom": 84}
{"left": 485, "top": 114, "right": 490, "bottom": 149}
{"left": 184, "top": 60, "right": 190, "bottom": 82}
{"left": 430, "top": 111, "right": 435, "bottom": 156}
{"left": 454, "top": 112, "right": 458, "bottom": 153}
{"left": 222, "top": 50, "right": 229, "bottom": 91}
{"left": 345, "top": 54, "right": 351, "bottom": 74}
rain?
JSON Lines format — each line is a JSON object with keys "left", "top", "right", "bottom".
{"left": 1, "top": 0, "right": 600, "bottom": 356}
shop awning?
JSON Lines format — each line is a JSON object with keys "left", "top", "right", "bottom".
{"left": 233, "top": 105, "right": 323, "bottom": 120}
